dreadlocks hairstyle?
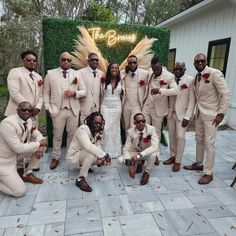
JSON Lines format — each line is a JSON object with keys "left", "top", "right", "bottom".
{"left": 84, "top": 112, "right": 105, "bottom": 136}
{"left": 105, "top": 63, "right": 121, "bottom": 90}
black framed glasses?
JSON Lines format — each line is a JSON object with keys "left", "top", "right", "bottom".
{"left": 194, "top": 59, "right": 206, "bottom": 64}
{"left": 135, "top": 119, "right": 146, "bottom": 124}
{"left": 128, "top": 61, "right": 137, "bottom": 65}
{"left": 61, "top": 58, "right": 72, "bottom": 62}
{"left": 90, "top": 58, "right": 99, "bottom": 62}
{"left": 19, "top": 108, "right": 33, "bottom": 113}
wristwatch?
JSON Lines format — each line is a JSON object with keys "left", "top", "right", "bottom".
{"left": 73, "top": 91, "right": 77, "bottom": 97}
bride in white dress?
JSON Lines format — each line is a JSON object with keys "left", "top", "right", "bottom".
{"left": 101, "top": 63, "right": 122, "bottom": 158}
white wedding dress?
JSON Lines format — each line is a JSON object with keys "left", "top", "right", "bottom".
{"left": 101, "top": 82, "right": 122, "bottom": 158}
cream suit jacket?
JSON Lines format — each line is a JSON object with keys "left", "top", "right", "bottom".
{"left": 121, "top": 68, "right": 149, "bottom": 109}
{"left": 66, "top": 125, "right": 106, "bottom": 164}
{"left": 168, "top": 74, "right": 195, "bottom": 121}
{"left": 194, "top": 66, "right": 230, "bottom": 120}
{"left": 5, "top": 67, "right": 43, "bottom": 116}
{"left": 0, "top": 114, "right": 42, "bottom": 175}
{"left": 123, "top": 124, "right": 159, "bottom": 160}
{"left": 143, "top": 69, "right": 178, "bottom": 117}
{"left": 43, "top": 68, "right": 86, "bottom": 117}
{"left": 77, "top": 66, "right": 104, "bottom": 116}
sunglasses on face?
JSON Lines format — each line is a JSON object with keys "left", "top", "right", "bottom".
{"left": 90, "top": 58, "right": 99, "bottom": 62}
{"left": 61, "top": 58, "right": 72, "bottom": 62}
{"left": 128, "top": 61, "right": 137, "bottom": 65}
{"left": 19, "top": 108, "right": 33, "bottom": 113}
{"left": 25, "top": 59, "right": 37, "bottom": 63}
{"left": 135, "top": 119, "right": 146, "bottom": 124}
{"left": 93, "top": 121, "right": 103, "bottom": 126}
{"left": 194, "top": 59, "right": 206, "bottom": 64}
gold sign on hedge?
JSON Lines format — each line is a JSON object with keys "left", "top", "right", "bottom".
{"left": 88, "top": 27, "right": 137, "bottom": 47}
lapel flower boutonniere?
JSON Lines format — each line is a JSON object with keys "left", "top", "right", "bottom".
{"left": 72, "top": 77, "right": 78, "bottom": 85}
{"left": 96, "top": 135, "right": 102, "bottom": 142}
{"left": 139, "top": 80, "right": 145, "bottom": 86}
{"left": 202, "top": 72, "right": 210, "bottom": 83}
{"left": 31, "top": 126, "right": 36, "bottom": 134}
{"left": 38, "top": 80, "right": 44, "bottom": 86}
{"left": 159, "top": 80, "right": 167, "bottom": 86}
{"left": 180, "top": 83, "right": 188, "bottom": 90}
{"left": 100, "top": 77, "right": 106, "bottom": 83}
{"left": 143, "top": 135, "right": 151, "bottom": 143}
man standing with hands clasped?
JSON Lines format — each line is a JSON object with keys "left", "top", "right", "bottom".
{"left": 183, "top": 53, "right": 230, "bottom": 184}
{"left": 163, "top": 62, "right": 195, "bottom": 172}
{"left": 44, "top": 52, "right": 86, "bottom": 170}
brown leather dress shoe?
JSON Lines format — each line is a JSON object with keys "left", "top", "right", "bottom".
{"left": 183, "top": 162, "right": 203, "bottom": 171}
{"left": 140, "top": 171, "right": 149, "bottom": 185}
{"left": 172, "top": 163, "right": 180, "bottom": 172}
{"left": 21, "top": 173, "right": 43, "bottom": 184}
{"left": 198, "top": 175, "right": 213, "bottom": 184}
{"left": 75, "top": 177, "right": 92, "bottom": 192}
{"left": 154, "top": 156, "right": 160, "bottom": 166}
{"left": 50, "top": 159, "right": 59, "bottom": 170}
{"left": 163, "top": 156, "right": 175, "bottom": 165}
{"left": 128, "top": 165, "right": 135, "bottom": 178}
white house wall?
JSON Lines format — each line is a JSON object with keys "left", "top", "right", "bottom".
{"left": 165, "top": 1, "right": 236, "bottom": 128}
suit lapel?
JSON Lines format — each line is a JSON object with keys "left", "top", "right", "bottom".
{"left": 56, "top": 68, "right": 63, "bottom": 95}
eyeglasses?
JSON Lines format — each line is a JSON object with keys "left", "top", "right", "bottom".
{"left": 90, "top": 58, "right": 99, "bottom": 62}
{"left": 135, "top": 119, "right": 146, "bottom": 124}
{"left": 25, "top": 59, "right": 37, "bottom": 63}
{"left": 128, "top": 61, "right": 137, "bottom": 65}
{"left": 61, "top": 58, "right": 72, "bottom": 62}
{"left": 19, "top": 108, "right": 33, "bottom": 113}
{"left": 194, "top": 59, "right": 206, "bottom": 64}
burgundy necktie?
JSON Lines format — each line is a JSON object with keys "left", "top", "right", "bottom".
{"left": 138, "top": 132, "right": 143, "bottom": 147}
{"left": 62, "top": 70, "right": 67, "bottom": 79}
{"left": 29, "top": 73, "right": 34, "bottom": 81}
{"left": 23, "top": 122, "right": 27, "bottom": 131}
{"left": 131, "top": 72, "right": 135, "bottom": 77}
{"left": 197, "top": 72, "right": 201, "bottom": 82}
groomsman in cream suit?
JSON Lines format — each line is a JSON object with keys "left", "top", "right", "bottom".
{"left": 143, "top": 57, "right": 178, "bottom": 164}
{"left": 5, "top": 50, "right": 43, "bottom": 127}
{"left": 184, "top": 53, "right": 230, "bottom": 184}
{"left": 163, "top": 62, "right": 195, "bottom": 172}
{"left": 77, "top": 53, "right": 104, "bottom": 124}
{"left": 121, "top": 55, "right": 149, "bottom": 130}
{"left": 0, "top": 102, "right": 47, "bottom": 197}
{"left": 44, "top": 52, "right": 86, "bottom": 170}
{"left": 66, "top": 112, "right": 111, "bottom": 192}
{"left": 118, "top": 113, "right": 159, "bottom": 185}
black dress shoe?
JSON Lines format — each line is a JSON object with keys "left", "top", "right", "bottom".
{"left": 33, "top": 168, "right": 40, "bottom": 172}
{"left": 75, "top": 177, "right": 92, "bottom": 192}
{"left": 88, "top": 168, "right": 94, "bottom": 173}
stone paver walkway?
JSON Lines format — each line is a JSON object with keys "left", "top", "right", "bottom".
{"left": 0, "top": 131, "right": 236, "bottom": 236}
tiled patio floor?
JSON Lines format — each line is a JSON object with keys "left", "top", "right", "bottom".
{"left": 0, "top": 131, "right": 236, "bottom": 236}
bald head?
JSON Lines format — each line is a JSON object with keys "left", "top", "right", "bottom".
{"left": 17, "top": 102, "right": 33, "bottom": 121}
{"left": 60, "top": 52, "right": 72, "bottom": 70}
{"left": 194, "top": 53, "right": 207, "bottom": 72}
{"left": 173, "top": 61, "right": 186, "bottom": 79}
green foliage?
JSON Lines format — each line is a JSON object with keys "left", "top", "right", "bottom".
{"left": 81, "top": 0, "right": 115, "bottom": 23}
{"left": 0, "top": 85, "right": 9, "bottom": 98}
{"left": 43, "top": 17, "right": 170, "bottom": 73}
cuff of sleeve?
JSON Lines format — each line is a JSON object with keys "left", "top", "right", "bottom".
{"left": 98, "top": 152, "right": 106, "bottom": 158}
{"left": 183, "top": 116, "right": 190, "bottom": 120}
{"left": 140, "top": 151, "right": 147, "bottom": 157}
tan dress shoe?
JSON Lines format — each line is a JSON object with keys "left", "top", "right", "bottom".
{"left": 198, "top": 175, "right": 213, "bottom": 184}
{"left": 21, "top": 174, "right": 43, "bottom": 184}
{"left": 50, "top": 159, "right": 59, "bottom": 170}
{"left": 140, "top": 171, "right": 149, "bottom": 185}
{"left": 76, "top": 177, "right": 92, "bottom": 192}
{"left": 172, "top": 163, "right": 180, "bottom": 172}
{"left": 183, "top": 162, "right": 203, "bottom": 171}
{"left": 163, "top": 156, "right": 175, "bottom": 165}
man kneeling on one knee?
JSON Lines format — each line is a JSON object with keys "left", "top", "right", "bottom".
{"left": 118, "top": 113, "right": 159, "bottom": 185}
{"left": 0, "top": 102, "right": 47, "bottom": 198}
{"left": 66, "top": 112, "right": 111, "bottom": 192}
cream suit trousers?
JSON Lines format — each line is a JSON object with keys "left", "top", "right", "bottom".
{"left": 52, "top": 109, "right": 79, "bottom": 160}
{"left": 17, "top": 153, "right": 40, "bottom": 175}
{"left": 78, "top": 150, "right": 97, "bottom": 178}
{"left": 118, "top": 151, "right": 156, "bottom": 172}
{"left": 167, "top": 112, "right": 187, "bottom": 163}
{"left": 0, "top": 168, "right": 27, "bottom": 197}
{"left": 195, "top": 115, "right": 217, "bottom": 175}
{"left": 123, "top": 104, "right": 141, "bottom": 130}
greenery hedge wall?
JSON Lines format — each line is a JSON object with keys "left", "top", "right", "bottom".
{"left": 43, "top": 18, "right": 170, "bottom": 146}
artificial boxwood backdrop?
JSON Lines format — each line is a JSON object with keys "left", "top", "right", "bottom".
{"left": 43, "top": 18, "right": 170, "bottom": 146}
